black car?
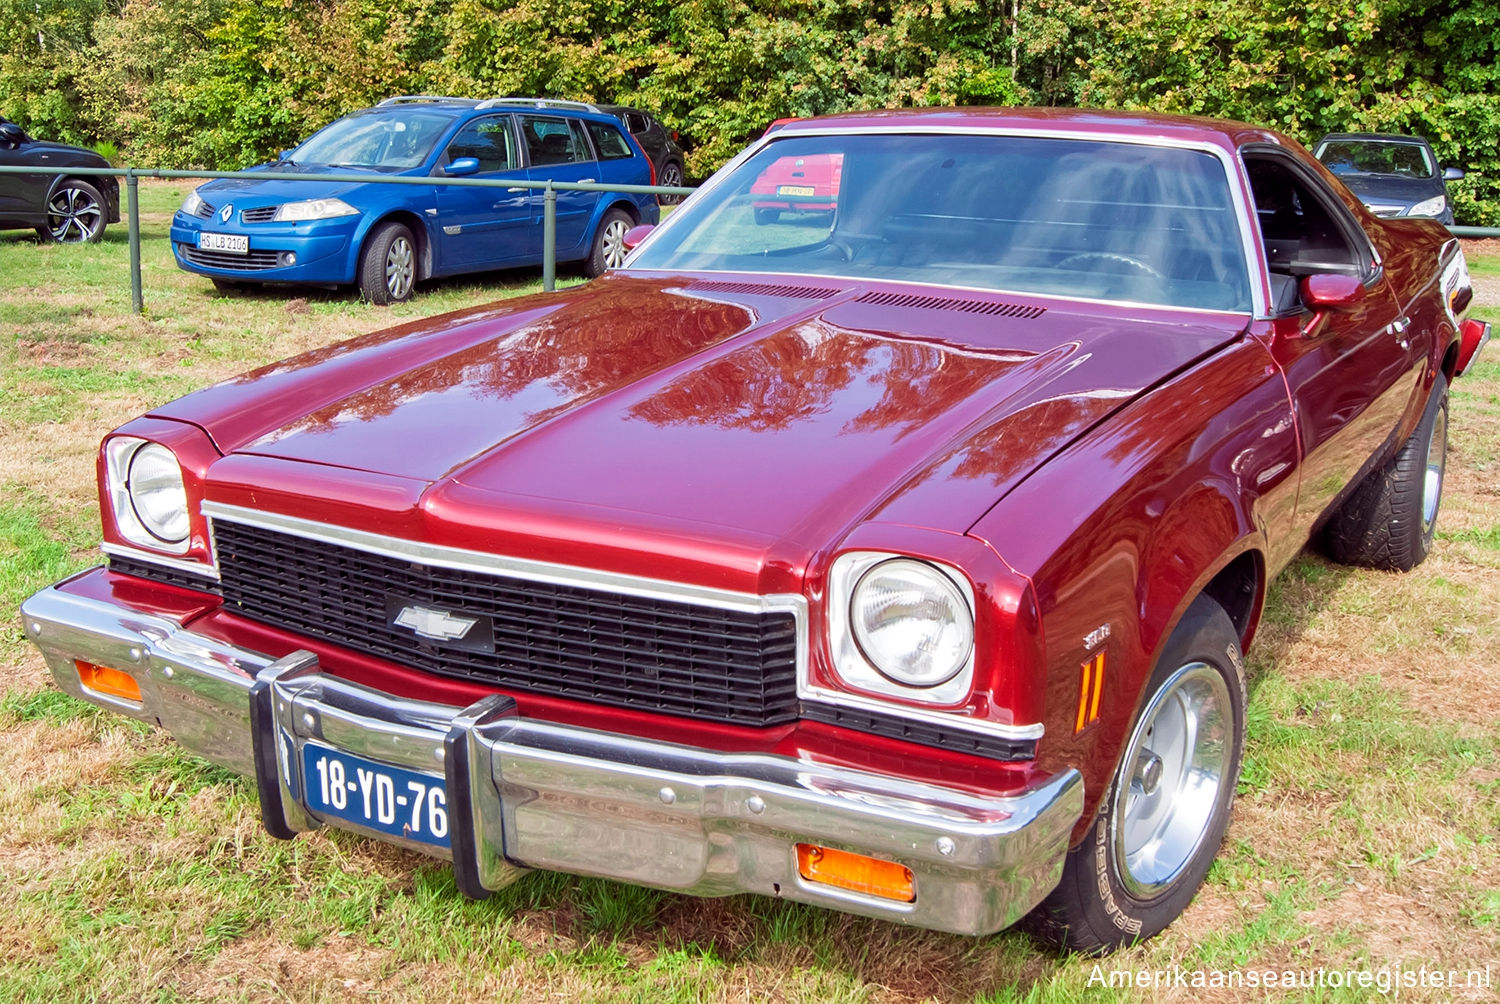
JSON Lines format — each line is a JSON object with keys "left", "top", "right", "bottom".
{"left": 599, "top": 105, "right": 687, "bottom": 203}
{"left": 1313, "top": 132, "right": 1463, "bottom": 225}
{"left": 0, "top": 118, "right": 121, "bottom": 243}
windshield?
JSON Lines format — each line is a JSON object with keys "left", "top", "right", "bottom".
{"left": 291, "top": 110, "right": 455, "bottom": 171}
{"left": 1316, "top": 140, "right": 1435, "bottom": 179}
{"left": 629, "top": 133, "right": 1252, "bottom": 312}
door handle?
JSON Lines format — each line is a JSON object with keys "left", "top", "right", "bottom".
{"left": 506, "top": 187, "right": 526, "bottom": 193}
{"left": 578, "top": 178, "right": 596, "bottom": 184}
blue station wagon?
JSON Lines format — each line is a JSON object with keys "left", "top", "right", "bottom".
{"left": 171, "top": 97, "right": 660, "bottom": 303}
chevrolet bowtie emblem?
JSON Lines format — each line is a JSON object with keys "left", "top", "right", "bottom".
{"left": 393, "top": 604, "right": 477, "bottom": 641}
{"left": 219, "top": 203, "right": 234, "bottom": 223}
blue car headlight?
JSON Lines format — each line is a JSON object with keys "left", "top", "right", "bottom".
{"left": 1408, "top": 195, "right": 1447, "bottom": 218}
{"left": 273, "top": 198, "right": 360, "bottom": 222}
{"left": 180, "top": 190, "right": 206, "bottom": 216}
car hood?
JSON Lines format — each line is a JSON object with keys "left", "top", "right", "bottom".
{"left": 164, "top": 275, "right": 1246, "bottom": 571}
{"left": 195, "top": 163, "right": 415, "bottom": 204}
{"left": 1334, "top": 172, "right": 1443, "bottom": 206}
{"left": 23, "top": 140, "right": 106, "bottom": 164}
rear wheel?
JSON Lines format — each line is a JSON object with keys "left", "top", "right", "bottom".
{"left": 40, "top": 180, "right": 106, "bottom": 243}
{"left": 1025, "top": 595, "right": 1246, "bottom": 953}
{"left": 585, "top": 208, "right": 633, "bottom": 277}
{"left": 358, "top": 221, "right": 417, "bottom": 304}
{"left": 1320, "top": 375, "right": 1448, "bottom": 572}
{"left": 658, "top": 161, "right": 685, "bottom": 205}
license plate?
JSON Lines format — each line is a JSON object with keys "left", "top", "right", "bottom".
{"left": 197, "top": 231, "right": 248, "bottom": 254}
{"left": 302, "top": 742, "right": 451, "bottom": 849}
{"left": 777, "top": 185, "right": 816, "bottom": 197}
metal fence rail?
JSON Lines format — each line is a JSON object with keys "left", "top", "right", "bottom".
{"left": 0, "top": 164, "right": 695, "bottom": 312}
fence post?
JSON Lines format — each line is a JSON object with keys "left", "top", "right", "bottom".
{"left": 543, "top": 182, "right": 556, "bottom": 292}
{"left": 126, "top": 169, "right": 142, "bottom": 315}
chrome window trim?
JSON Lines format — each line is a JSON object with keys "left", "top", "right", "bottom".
{"left": 201, "top": 501, "right": 808, "bottom": 671}
{"left": 622, "top": 122, "right": 1267, "bottom": 317}
{"left": 100, "top": 541, "right": 221, "bottom": 580}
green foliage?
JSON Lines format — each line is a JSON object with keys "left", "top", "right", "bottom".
{"left": 0, "top": 0, "right": 1496, "bottom": 220}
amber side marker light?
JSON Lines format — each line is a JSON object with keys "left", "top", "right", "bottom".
{"left": 76, "top": 660, "right": 142, "bottom": 703}
{"left": 796, "top": 844, "right": 916, "bottom": 902}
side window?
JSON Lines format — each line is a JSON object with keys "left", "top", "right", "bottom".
{"left": 623, "top": 113, "right": 647, "bottom": 134}
{"left": 521, "top": 116, "right": 589, "bottom": 166}
{"left": 444, "top": 115, "right": 518, "bottom": 173}
{"left": 1244, "top": 153, "right": 1370, "bottom": 311}
{"left": 586, "top": 121, "right": 634, "bottom": 160}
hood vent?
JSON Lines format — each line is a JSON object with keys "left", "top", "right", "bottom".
{"left": 854, "top": 291, "right": 1046, "bottom": 319}
{"left": 689, "top": 280, "right": 843, "bottom": 300}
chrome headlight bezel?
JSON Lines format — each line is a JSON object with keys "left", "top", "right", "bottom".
{"left": 1408, "top": 194, "right": 1447, "bottom": 218}
{"left": 272, "top": 197, "right": 360, "bottom": 222}
{"left": 827, "top": 552, "right": 976, "bottom": 705}
{"left": 105, "top": 437, "right": 191, "bottom": 553}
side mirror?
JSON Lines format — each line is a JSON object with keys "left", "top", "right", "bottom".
{"left": 622, "top": 223, "right": 655, "bottom": 250}
{"left": 276, "top": 149, "right": 292, "bottom": 161}
{"left": 1300, "top": 273, "right": 1365, "bottom": 312}
{"left": 1443, "top": 166, "right": 1465, "bottom": 182}
{"left": 0, "top": 122, "right": 25, "bottom": 144}
{"left": 443, "top": 157, "right": 480, "bottom": 177}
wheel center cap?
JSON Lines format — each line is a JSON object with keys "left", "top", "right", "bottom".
{"left": 1134, "top": 749, "right": 1164, "bottom": 796}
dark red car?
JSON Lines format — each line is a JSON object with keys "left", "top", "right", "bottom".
{"left": 21, "top": 108, "right": 1489, "bottom": 952}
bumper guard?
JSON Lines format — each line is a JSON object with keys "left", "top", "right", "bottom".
{"left": 21, "top": 581, "right": 1082, "bottom": 936}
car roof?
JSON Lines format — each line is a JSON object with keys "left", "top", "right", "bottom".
{"left": 765, "top": 106, "right": 1286, "bottom": 151}
{"left": 1315, "top": 132, "right": 1432, "bottom": 146}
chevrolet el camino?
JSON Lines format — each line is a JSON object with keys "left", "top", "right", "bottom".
{"left": 20, "top": 108, "right": 1490, "bottom": 951}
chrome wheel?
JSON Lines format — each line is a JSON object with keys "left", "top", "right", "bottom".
{"left": 1421, "top": 406, "right": 1446, "bottom": 534}
{"left": 1112, "top": 661, "right": 1232, "bottom": 898}
{"left": 385, "top": 236, "right": 414, "bottom": 300}
{"left": 601, "top": 218, "right": 630, "bottom": 269}
{"left": 47, "top": 186, "right": 103, "bottom": 243}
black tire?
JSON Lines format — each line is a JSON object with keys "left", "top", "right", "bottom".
{"left": 1320, "top": 375, "right": 1448, "bottom": 572}
{"left": 754, "top": 208, "right": 780, "bottom": 225}
{"left": 1024, "top": 595, "right": 1247, "bottom": 953}
{"left": 357, "top": 221, "right": 417, "bottom": 305}
{"left": 39, "top": 180, "right": 107, "bottom": 243}
{"left": 658, "top": 161, "right": 685, "bottom": 205}
{"left": 584, "top": 207, "right": 633, "bottom": 278}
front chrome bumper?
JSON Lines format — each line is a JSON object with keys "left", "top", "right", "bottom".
{"left": 20, "top": 580, "right": 1083, "bottom": 936}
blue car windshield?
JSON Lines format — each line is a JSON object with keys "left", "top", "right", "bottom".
{"left": 628, "top": 133, "right": 1253, "bottom": 312}
{"left": 292, "top": 110, "right": 454, "bottom": 171}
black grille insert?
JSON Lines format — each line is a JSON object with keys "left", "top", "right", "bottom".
{"left": 240, "top": 206, "right": 280, "bottom": 223}
{"left": 107, "top": 555, "right": 222, "bottom": 594}
{"left": 179, "top": 245, "right": 282, "bottom": 271}
{"left": 213, "top": 520, "right": 801, "bottom": 726}
{"left": 800, "top": 702, "right": 1037, "bottom": 762}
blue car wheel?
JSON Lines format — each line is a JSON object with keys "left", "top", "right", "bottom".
{"left": 359, "top": 221, "right": 417, "bottom": 305}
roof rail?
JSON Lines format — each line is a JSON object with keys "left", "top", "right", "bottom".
{"left": 377, "top": 95, "right": 478, "bottom": 107}
{"left": 475, "top": 97, "right": 602, "bottom": 113}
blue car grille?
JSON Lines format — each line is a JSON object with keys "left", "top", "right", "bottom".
{"left": 179, "top": 244, "right": 281, "bottom": 271}
{"left": 193, "top": 201, "right": 215, "bottom": 219}
{"left": 240, "top": 206, "right": 279, "bottom": 223}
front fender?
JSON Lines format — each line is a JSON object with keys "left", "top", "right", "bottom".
{"left": 969, "top": 335, "right": 1297, "bottom": 843}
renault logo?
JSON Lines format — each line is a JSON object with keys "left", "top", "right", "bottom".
{"left": 219, "top": 203, "right": 234, "bottom": 223}
{"left": 392, "top": 604, "right": 477, "bottom": 642}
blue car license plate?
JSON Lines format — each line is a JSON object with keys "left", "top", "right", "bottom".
{"left": 301, "top": 742, "right": 451, "bottom": 850}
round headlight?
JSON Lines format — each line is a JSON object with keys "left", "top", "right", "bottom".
{"left": 850, "top": 559, "right": 974, "bottom": 687}
{"left": 127, "top": 443, "right": 189, "bottom": 544}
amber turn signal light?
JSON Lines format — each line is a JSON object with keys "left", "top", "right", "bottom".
{"left": 796, "top": 843, "right": 915, "bottom": 902}
{"left": 76, "top": 660, "right": 142, "bottom": 703}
